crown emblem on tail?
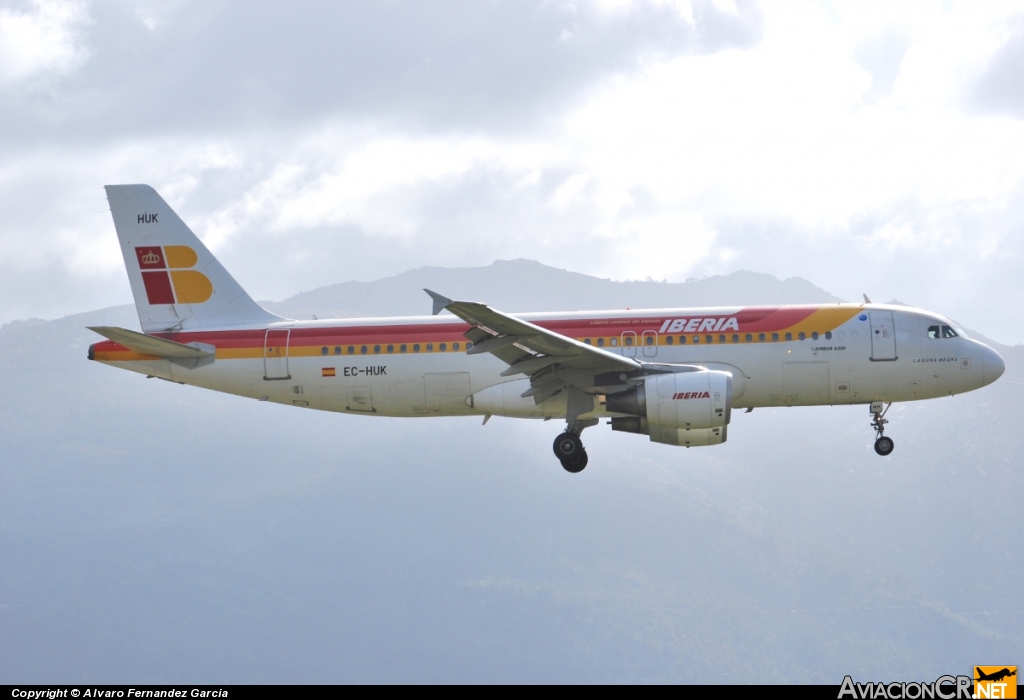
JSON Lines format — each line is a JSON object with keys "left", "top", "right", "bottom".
{"left": 141, "top": 251, "right": 161, "bottom": 265}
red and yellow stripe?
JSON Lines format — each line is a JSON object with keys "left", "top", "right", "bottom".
{"left": 89, "top": 304, "right": 864, "bottom": 362}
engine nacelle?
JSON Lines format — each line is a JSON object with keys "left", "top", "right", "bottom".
{"left": 610, "top": 417, "right": 728, "bottom": 446}
{"left": 607, "top": 370, "right": 732, "bottom": 446}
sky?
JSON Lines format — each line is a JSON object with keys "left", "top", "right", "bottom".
{"left": 2, "top": 0, "right": 1024, "bottom": 343}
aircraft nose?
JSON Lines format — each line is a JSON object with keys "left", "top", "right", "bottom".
{"left": 982, "top": 345, "right": 1005, "bottom": 386}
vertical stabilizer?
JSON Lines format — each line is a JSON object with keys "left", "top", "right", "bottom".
{"left": 105, "top": 184, "right": 283, "bottom": 332}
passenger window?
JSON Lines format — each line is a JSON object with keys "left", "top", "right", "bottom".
{"left": 772, "top": 333, "right": 779, "bottom": 342}
{"left": 360, "top": 345, "right": 367, "bottom": 354}
{"left": 798, "top": 332, "right": 805, "bottom": 340}
{"left": 374, "top": 345, "right": 381, "bottom": 354}
{"left": 440, "top": 343, "right": 447, "bottom": 351}
{"left": 645, "top": 335, "right": 654, "bottom": 345}
{"left": 785, "top": 332, "right": 792, "bottom": 341}
{"left": 718, "top": 334, "right": 726, "bottom": 343}
{"left": 745, "top": 334, "right": 752, "bottom": 342}
{"left": 610, "top": 338, "right": 617, "bottom": 347}
{"left": 758, "top": 333, "right": 766, "bottom": 342}
{"left": 811, "top": 332, "right": 819, "bottom": 340}
{"left": 824, "top": 332, "right": 832, "bottom": 340}
{"left": 693, "top": 336, "right": 700, "bottom": 344}
{"left": 625, "top": 336, "right": 634, "bottom": 346}
{"left": 348, "top": 346, "right": 355, "bottom": 355}
{"left": 942, "top": 325, "right": 958, "bottom": 338}
{"left": 426, "top": 343, "right": 433, "bottom": 352}
{"left": 413, "top": 344, "right": 420, "bottom": 352}
{"left": 334, "top": 346, "right": 341, "bottom": 355}
{"left": 927, "top": 325, "right": 940, "bottom": 339}
{"left": 387, "top": 344, "right": 394, "bottom": 353}
{"left": 665, "top": 336, "right": 673, "bottom": 345}
{"left": 453, "top": 342, "right": 460, "bottom": 350}
{"left": 584, "top": 338, "right": 591, "bottom": 345}
{"left": 732, "top": 334, "right": 739, "bottom": 343}
{"left": 705, "top": 335, "right": 713, "bottom": 344}
{"left": 321, "top": 347, "right": 328, "bottom": 355}
{"left": 597, "top": 338, "right": 605, "bottom": 347}
{"left": 400, "top": 344, "right": 407, "bottom": 353}
{"left": 679, "top": 336, "right": 687, "bottom": 344}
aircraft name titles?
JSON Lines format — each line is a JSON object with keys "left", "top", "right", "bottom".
{"left": 658, "top": 317, "right": 741, "bottom": 334}
{"left": 671, "top": 391, "right": 711, "bottom": 400}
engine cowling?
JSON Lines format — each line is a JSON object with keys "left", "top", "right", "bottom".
{"left": 607, "top": 370, "right": 732, "bottom": 446}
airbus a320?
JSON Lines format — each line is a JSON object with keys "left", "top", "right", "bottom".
{"left": 88, "top": 185, "right": 1006, "bottom": 472}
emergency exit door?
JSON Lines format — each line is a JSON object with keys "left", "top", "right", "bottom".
{"left": 869, "top": 312, "right": 897, "bottom": 361}
{"left": 264, "top": 329, "right": 291, "bottom": 379}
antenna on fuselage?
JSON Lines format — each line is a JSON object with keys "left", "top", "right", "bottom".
{"left": 863, "top": 294, "right": 872, "bottom": 304}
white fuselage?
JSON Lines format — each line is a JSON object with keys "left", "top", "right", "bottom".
{"left": 92, "top": 304, "right": 1004, "bottom": 422}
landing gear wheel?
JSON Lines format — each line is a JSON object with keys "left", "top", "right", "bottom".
{"left": 560, "top": 451, "right": 589, "bottom": 473}
{"left": 869, "top": 402, "right": 894, "bottom": 458}
{"left": 553, "top": 432, "right": 584, "bottom": 461}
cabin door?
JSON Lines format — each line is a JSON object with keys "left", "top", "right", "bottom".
{"left": 264, "top": 329, "right": 291, "bottom": 380}
{"left": 869, "top": 312, "right": 897, "bottom": 361}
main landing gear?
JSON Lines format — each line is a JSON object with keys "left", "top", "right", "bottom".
{"left": 553, "top": 431, "right": 588, "bottom": 473}
{"left": 554, "top": 390, "right": 599, "bottom": 473}
{"left": 870, "top": 401, "right": 895, "bottom": 456}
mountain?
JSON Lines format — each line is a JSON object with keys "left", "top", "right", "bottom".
{"left": 262, "top": 259, "right": 843, "bottom": 319}
{"left": 0, "top": 262, "right": 1019, "bottom": 683}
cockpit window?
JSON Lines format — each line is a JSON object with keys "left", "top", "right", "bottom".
{"left": 942, "top": 325, "right": 958, "bottom": 338}
{"left": 927, "top": 325, "right": 940, "bottom": 339}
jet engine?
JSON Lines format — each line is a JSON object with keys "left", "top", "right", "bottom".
{"left": 607, "top": 370, "right": 732, "bottom": 447}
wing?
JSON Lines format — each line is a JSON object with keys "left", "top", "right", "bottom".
{"left": 425, "top": 290, "right": 642, "bottom": 404}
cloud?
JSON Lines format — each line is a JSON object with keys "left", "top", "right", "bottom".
{"left": 0, "top": 0, "right": 90, "bottom": 84}
{"left": 853, "top": 25, "right": 912, "bottom": 104}
{"left": 969, "top": 13, "right": 1024, "bottom": 118}
{"left": 4, "top": 0, "right": 1024, "bottom": 345}
{"left": 0, "top": 0, "right": 762, "bottom": 143}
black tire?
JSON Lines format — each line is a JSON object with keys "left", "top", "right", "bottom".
{"left": 561, "top": 450, "right": 588, "bottom": 473}
{"left": 874, "top": 436, "right": 895, "bottom": 456}
{"left": 553, "top": 432, "right": 583, "bottom": 460}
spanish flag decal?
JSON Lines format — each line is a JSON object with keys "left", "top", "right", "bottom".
{"left": 135, "top": 246, "right": 213, "bottom": 305}
{"left": 322, "top": 367, "right": 336, "bottom": 377}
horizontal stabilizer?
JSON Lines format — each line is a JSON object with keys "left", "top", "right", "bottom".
{"left": 88, "top": 326, "right": 215, "bottom": 358}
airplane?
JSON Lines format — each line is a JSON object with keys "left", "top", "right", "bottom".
{"left": 975, "top": 668, "right": 1017, "bottom": 683}
{"left": 88, "top": 185, "right": 1006, "bottom": 473}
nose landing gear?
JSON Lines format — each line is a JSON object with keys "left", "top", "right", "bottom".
{"left": 870, "top": 401, "right": 894, "bottom": 456}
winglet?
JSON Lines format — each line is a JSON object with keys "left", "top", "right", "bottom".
{"left": 424, "top": 289, "right": 453, "bottom": 316}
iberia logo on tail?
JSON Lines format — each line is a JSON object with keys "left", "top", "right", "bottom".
{"left": 135, "top": 246, "right": 213, "bottom": 305}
